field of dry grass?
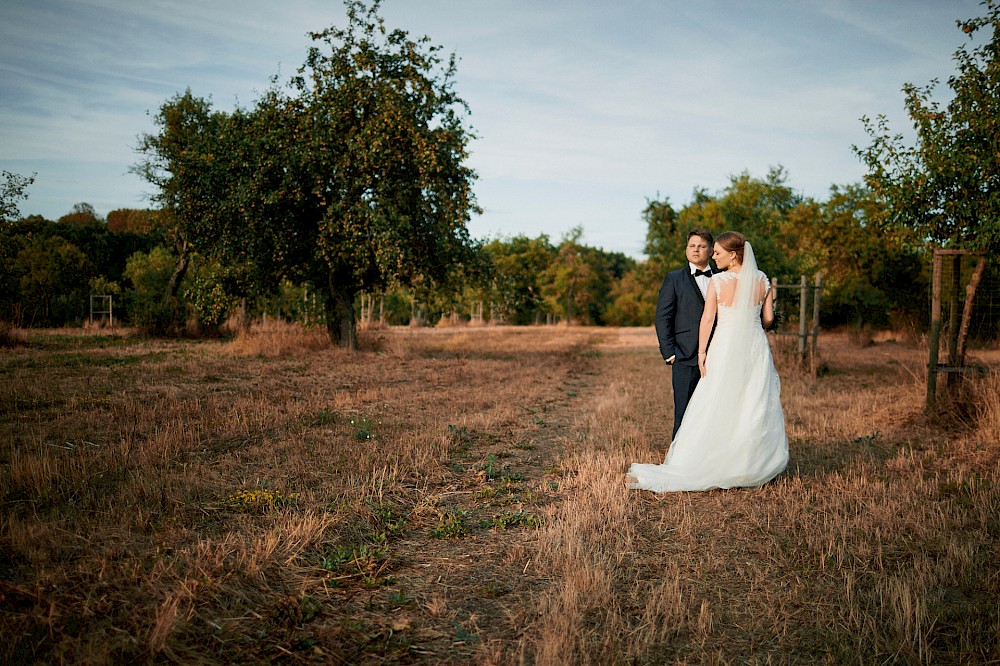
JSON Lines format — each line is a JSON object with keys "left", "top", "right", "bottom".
{"left": 1, "top": 323, "right": 998, "bottom": 664}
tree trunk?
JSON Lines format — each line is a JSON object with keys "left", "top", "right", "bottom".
{"left": 956, "top": 254, "right": 986, "bottom": 368}
{"left": 325, "top": 285, "right": 357, "bottom": 350}
{"left": 162, "top": 250, "right": 189, "bottom": 306}
{"left": 240, "top": 297, "right": 251, "bottom": 334}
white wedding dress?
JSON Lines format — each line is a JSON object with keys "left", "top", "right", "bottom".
{"left": 628, "top": 242, "right": 788, "bottom": 492}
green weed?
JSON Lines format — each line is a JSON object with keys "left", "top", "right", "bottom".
{"left": 431, "top": 508, "right": 469, "bottom": 538}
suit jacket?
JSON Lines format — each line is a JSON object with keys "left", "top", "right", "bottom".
{"left": 655, "top": 266, "right": 714, "bottom": 366}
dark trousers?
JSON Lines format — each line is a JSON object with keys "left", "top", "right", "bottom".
{"left": 671, "top": 363, "right": 701, "bottom": 439}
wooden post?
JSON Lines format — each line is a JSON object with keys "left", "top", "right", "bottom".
{"left": 360, "top": 291, "right": 370, "bottom": 325}
{"left": 946, "top": 255, "right": 961, "bottom": 386}
{"left": 809, "top": 274, "right": 822, "bottom": 373}
{"left": 798, "top": 275, "right": 808, "bottom": 363}
{"left": 927, "top": 251, "right": 943, "bottom": 410}
{"left": 811, "top": 274, "right": 822, "bottom": 355}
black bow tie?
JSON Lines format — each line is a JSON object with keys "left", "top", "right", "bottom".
{"left": 693, "top": 269, "right": 712, "bottom": 278}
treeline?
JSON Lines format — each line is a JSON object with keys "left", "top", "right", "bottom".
{"left": 3, "top": 167, "right": 996, "bottom": 337}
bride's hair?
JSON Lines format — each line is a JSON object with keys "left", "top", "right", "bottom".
{"left": 716, "top": 231, "right": 746, "bottom": 264}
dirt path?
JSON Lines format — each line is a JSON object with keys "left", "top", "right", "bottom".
{"left": 298, "top": 328, "right": 625, "bottom": 664}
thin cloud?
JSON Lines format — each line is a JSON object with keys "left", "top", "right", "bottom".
{"left": 0, "top": 0, "right": 986, "bottom": 256}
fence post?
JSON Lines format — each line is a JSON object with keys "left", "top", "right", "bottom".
{"left": 926, "top": 251, "right": 943, "bottom": 410}
{"left": 811, "top": 274, "right": 822, "bottom": 357}
{"left": 798, "top": 275, "right": 808, "bottom": 362}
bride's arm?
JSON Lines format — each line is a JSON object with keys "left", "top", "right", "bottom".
{"left": 761, "top": 279, "right": 775, "bottom": 329}
{"left": 698, "top": 281, "right": 718, "bottom": 377}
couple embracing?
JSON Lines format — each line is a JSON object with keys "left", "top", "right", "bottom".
{"left": 627, "top": 229, "right": 789, "bottom": 493}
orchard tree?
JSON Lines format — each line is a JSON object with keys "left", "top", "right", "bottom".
{"left": 279, "top": 1, "right": 479, "bottom": 347}
{"left": 134, "top": 1, "right": 479, "bottom": 347}
{"left": 134, "top": 91, "right": 225, "bottom": 306}
{"left": 856, "top": 0, "right": 1000, "bottom": 364}
{"left": 857, "top": 1, "right": 1000, "bottom": 251}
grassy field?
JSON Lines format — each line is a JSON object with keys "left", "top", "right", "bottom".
{"left": 1, "top": 323, "right": 998, "bottom": 664}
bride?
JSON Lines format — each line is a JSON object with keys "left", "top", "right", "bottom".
{"left": 627, "top": 232, "right": 788, "bottom": 492}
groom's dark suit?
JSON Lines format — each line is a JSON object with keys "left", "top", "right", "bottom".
{"left": 655, "top": 265, "right": 715, "bottom": 438}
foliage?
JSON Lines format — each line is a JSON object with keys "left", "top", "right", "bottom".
{"left": 106, "top": 208, "right": 166, "bottom": 239}
{"left": 431, "top": 507, "right": 469, "bottom": 538}
{"left": 133, "top": 0, "right": 480, "bottom": 348}
{"left": 58, "top": 202, "right": 102, "bottom": 226}
{"left": 814, "top": 184, "right": 927, "bottom": 328}
{"left": 0, "top": 208, "right": 159, "bottom": 326}
{"left": 480, "top": 509, "right": 543, "bottom": 530}
{"left": 124, "top": 246, "right": 189, "bottom": 334}
{"left": 13, "top": 235, "right": 93, "bottom": 326}
{"left": 542, "top": 227, "right": 619, "bottom": 325}
{"left": 605, "top": 262, "right": 660, "bottom": 326}
{"left": 0, "top": 170, "right": 35, "bottom": 223}
{"left": 483, "top": 234, "right": 555, "bottom": 324}
{"left": 643, "top": 197, "right": 684, "bottom": 269}
{"left": 715, "top": 167, "right": 803, "bottom": 279}
{"left": 648, "top": 169, "right": 803, "bottom": 280}
{"left": 184, "top": 262, "right": 241, "bottom": 330}
{"left": 855, "top": 1, "right": 1000, "bottom": 252}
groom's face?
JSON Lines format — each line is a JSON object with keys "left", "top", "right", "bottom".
{"left": 686, "top": 236, "right": 711, "bottom": 268}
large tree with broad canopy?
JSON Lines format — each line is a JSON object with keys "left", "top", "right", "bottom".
{"left": 135, "top": 1, "right": 480, "bottom": 348}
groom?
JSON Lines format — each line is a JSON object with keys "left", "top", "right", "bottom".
{"left": 655, "top": 228, "right": 715, "bottom": 438}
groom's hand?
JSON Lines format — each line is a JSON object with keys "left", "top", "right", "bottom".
{"left": 664, "top": 355, "right": 675, "bottom": 365}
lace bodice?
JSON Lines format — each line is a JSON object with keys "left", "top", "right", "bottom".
{"left": 712, "top": 269, "right": 769, "bottom": 310}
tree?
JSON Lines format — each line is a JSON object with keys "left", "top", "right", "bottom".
{"left": 643, "top": 197, "right": 683, "bottom": 268}
{"left": 484, "top": 234, "right": 555, "bottom": 324}
{"left": 716, "top": 167, "right": 803, "bottom": 279}
{"left": 856, "top": 1, "right": 1000, "bottom": 365}
{"left": 107, "top": 208, "right": 163, "bottom": 236}
{"left": 1, "top": 170, "right": 35, "bottom": 223}
{"left": 542, "top": 227, "right": 600, "bottom": 325}
{"left": 133, "top": 92, "right": 225, "bottom": 309}
{"left": 14, "top": 236, "right": 92, "bottom": 326}
{"left": 123, "top": 246, "right": 188, "bottom": 334}
{"left": 58, "top": 203, "right": 102, "bottom": 226}
{"left": 813, "top": 184, "right": 926, "bottom": 329}
{"left": 134, "top": 1, "right": 479, "bottom": 348}
{"left": 605, "top": 262, "right": 660, "bottom": 326}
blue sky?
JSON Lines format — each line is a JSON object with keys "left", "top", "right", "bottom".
{"left": 0, "top": 0, "right": 986, "bottom": 257}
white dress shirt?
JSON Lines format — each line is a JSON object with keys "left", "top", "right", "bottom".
{"left": 691, "top": 263, "right": 711, "bottom": 299}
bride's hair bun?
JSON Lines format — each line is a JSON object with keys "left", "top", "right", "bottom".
{"left": 716, "top": 231, "right": 746, "bottom": 263}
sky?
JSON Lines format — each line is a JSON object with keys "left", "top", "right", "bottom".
{"left": 0, "top": 0, "right": 987, "bottom": 258}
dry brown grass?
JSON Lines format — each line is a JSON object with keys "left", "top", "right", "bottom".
{"left": 523, "top": 329, "right": 1000, "bottom": 664}
{"left": 1, "top": 325, "right": 997, "bottom": 664}
{"left": 0, "top": 321, "right": 28, "bottom": 348}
